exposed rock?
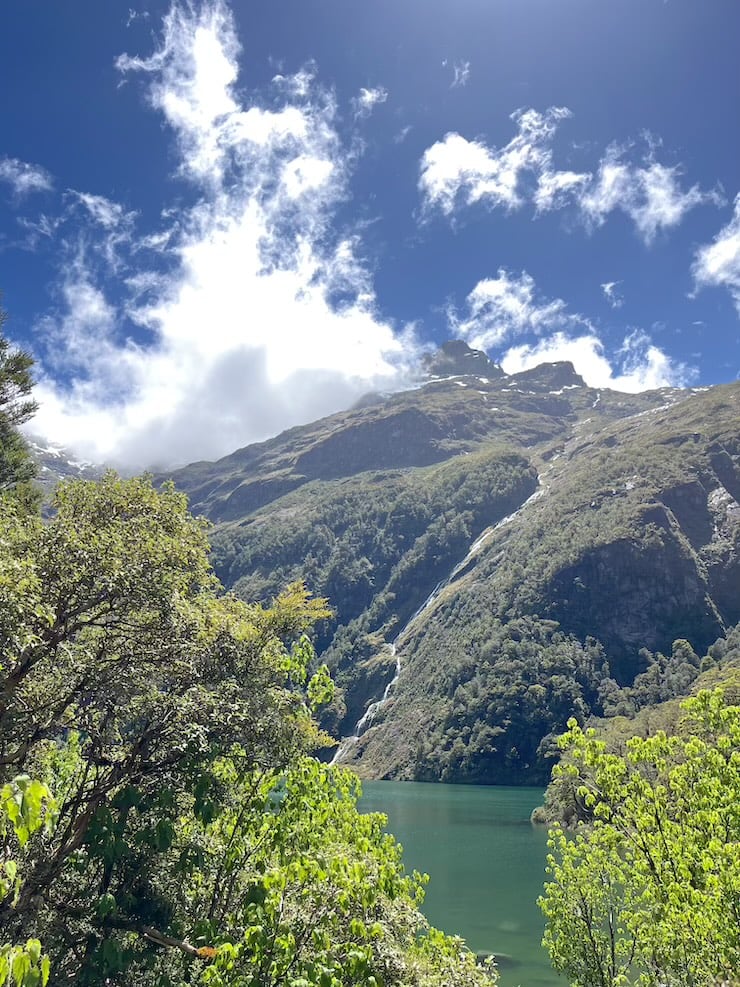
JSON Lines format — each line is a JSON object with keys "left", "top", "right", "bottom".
{"left": 509, "top": 361, "right": 586, "bottom": 392}
{"left": 421, "top": 339, "right": 504, "bottom": 380}
{"left": 296, "top": 408, "right": 451, "bottom": 478}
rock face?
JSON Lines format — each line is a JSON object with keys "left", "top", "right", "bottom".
{"left": 422, "top": 340, "right": 504, "bottom": 380}
{"left": 509, "top": 361, "right": 586, "bottom": 392}
{"left": 545, "top": 524, "right": 723, "bottom": 681}
{"left": 150, "top": 346, "right": 740, "bottom": 785}
{"left": 295, "top": 408, "right": 450, "bottom": 478}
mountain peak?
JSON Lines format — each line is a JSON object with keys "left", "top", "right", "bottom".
{"left": 509, "top": 360, "right": 586, "bottom": 391}
{"left": 422, "top": 340, "right": 504, "bottom": 380}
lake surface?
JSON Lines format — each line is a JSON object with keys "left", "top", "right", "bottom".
{"left": 360, "top": 781, "right": 560, "bottom": 987}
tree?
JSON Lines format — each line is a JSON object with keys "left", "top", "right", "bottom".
{"left": 539, "top": 689, "right": 740, "bottom": 987}
{"left": 0, "top": 299, "right": 37, "bottom": 495}
{"left": 0, "top": 473, "right": 496, "bottom": 986}
{"left": 0, "top": 775, "right": 55, "bottom": 986}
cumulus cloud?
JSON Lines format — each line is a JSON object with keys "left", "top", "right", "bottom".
{"left": 0, "top": 157, "right": 53, "bottom": 198}
{"left": 28, "top": 0, "right": 415, "bottom": 469}
{"left": 419, "top": 111, "right": 718, "bottom": 243}
{"left": 453, "top": 268, "right": 573, "bottom": 349}
{"left": 419, "top": 107, "right": 572, "bottom": 216}
{"left": 501, "top": 329, "right": 691, "bottom": 392}
{"left": 352, "top": 86, "right": 388, "bottom": 119}
{"left": 692, "top": 194, "right": 740, "bottom": 313}
{"left": 601, "top": 280, "right": 624, "bottom": 309}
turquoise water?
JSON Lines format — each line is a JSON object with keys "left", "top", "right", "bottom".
{"left": 360, "top": 781, "right": 561, "bottom": 987}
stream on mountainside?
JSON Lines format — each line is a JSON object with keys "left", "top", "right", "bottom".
{"left": 359, "top": 782, "right": 562, "bottom": 987}
{"left": 331, "top": 484, "right": 545, "bottom": 765}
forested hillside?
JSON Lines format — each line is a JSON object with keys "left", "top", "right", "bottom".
{"left": 1, "top": 326, "right": 497, "bottom": 987}
{"left": 160, "top": 342, "right": 740, "bottom": 785}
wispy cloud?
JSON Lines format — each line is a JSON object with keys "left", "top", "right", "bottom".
{"left": 70, "top": 191, "right": 133, "bottom": 230}
{"left": 601, "top": 280, "right": 624, "bottom": 309}
{"left": 451, "top": 60, "right": 471, "bottom": 89}
{"left": 419, "top": 111, "right": 719, "bottom": 243}
{"left": 580, "top": 147, "right": 721, "bottom": 244}
{"left": 0, "top": 157, "right": 53, "bottom": 198}
{"left": 27, "top": 0, "right": 415, "bottom": 469}
{"left": 352, "top": 86, "right": 389, "bottom": 119}
{"left": 452, "top": 268, "right": 574, "bottom": 349}
{"left": 692, "top": 194, "right": 740, "bottom": 313}
{"left": 126, "top": 8, "right": 150, "bottom": 27}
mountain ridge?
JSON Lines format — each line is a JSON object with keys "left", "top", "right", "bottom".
{"left": 30, "top": 343, "right": 740, "bottom": 785}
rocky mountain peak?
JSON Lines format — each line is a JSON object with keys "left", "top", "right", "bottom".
{"left": 508, "top": 360, "right": 586, "bottom": 392}
{"left": 422, "top": 339, "right": 504, "bottom": 380}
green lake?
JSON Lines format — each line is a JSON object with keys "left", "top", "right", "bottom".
{"left": 360, "top": 781, "right": 560, "bottom": 987}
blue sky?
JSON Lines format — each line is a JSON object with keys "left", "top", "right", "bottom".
{"left": 1, "top": 0, "right": 739, "bottom": 467}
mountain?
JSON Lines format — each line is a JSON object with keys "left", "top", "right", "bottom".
{"left": 26, "top": 436, "right": 105, "bottom": 499}
{"left": 154, "top": 342, "right": 740, "bottom": 784}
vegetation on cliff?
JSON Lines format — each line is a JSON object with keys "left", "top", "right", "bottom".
{"left": 147, "top": 348, "right": 740, "bottom": 785}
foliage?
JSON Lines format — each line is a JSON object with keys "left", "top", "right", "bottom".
{"left": 0, "top": 473, "right": 494, "bottom": 986}
{"left": 210, "top": 447, "right": 538, "bottom": 734}
{"left": 0, "top": 776, "right": 55, "bottom": 987}
{"left": 187, "top": 757, "right": 496, "bottom": 987}
{"left": 539, "top": 689, "right": 740, "bottom": 987}
{"left": 407, "top": 617, "right": 607, "bottom": 784}
{"left": 0, "top": 301, "right": 38, "bottom": 499}
{"left": 537, "top": 628, "right": 740, "bottom": 826}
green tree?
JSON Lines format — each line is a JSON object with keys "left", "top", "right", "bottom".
{"left": 0, "top": 775, "right": 55, "bottom": 986}
{"left": 0, "top": 300, "right": 37, "bottom": 495}
{"left": 0, "top": 473, "right": 496, "bottom": 987}
{"left": 539, "top": 689, "right": 740, "bottom": 987}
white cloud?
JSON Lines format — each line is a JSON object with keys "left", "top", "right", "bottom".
{"left": 453, "top": 268, "right": 691, "bottom": 391}
{"left": 451, "top": 61, "right": 471, "bottom": 89}
{"left": 28, "top": 0, "right": 416, "bottom": 469}
{"left": 534, "top": 168, "right": 589, "bottom": 212}
{"left": 419, "top": 113, "right": 718, "bottom": 243}
{"left": 70, "top": 191, "right": 132, "bottom": 229}
{"left": 692, "top": 194, "right": 740, "bottom": 313}
{"left": 581, "top": 148, "right": 720, "bottom": 244}
{"left": 0, "top": 157, "right": 53, "bottom": 197}
{"left": 501, "top": 329, "right": 691, "bottom": 391}
{"left": 352, "top": 86, "right": 388, "bottom": 119}
{"left": 126, "top": 9, "right": 150, "bottom": 27}
{"left": 453, "top": 269, "right": 572, "bottom": 349}
{"left": 419, "top": 107, "right": 571, "bottom": 216}
{"left": 601, "top": 280, "right": 624, "bottom": 309}
{"left": 65, "top": 191, "right": 138, "bottom": 270}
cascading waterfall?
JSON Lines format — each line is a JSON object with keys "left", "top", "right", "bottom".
{"left": 330, "top": 482, "right": 544, "bottom": 765}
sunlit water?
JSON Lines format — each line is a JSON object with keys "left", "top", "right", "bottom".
{"left": 359, "top": 781, "right": 561, "bottom": 987}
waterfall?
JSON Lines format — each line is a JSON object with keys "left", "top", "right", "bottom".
{"left": 330, "top": 481, "right": 544, "bottom": 765}
{"left": 329, "top": 644, "right": 399, "bottom": 764}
